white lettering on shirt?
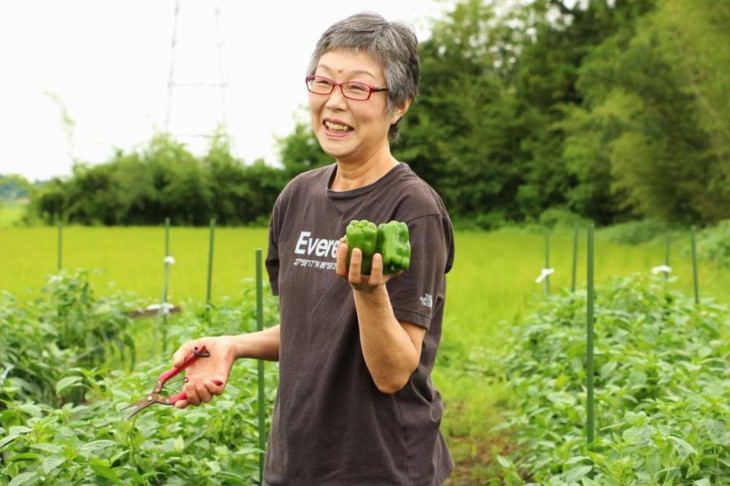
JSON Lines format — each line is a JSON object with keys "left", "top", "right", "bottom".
{"left": 294, "top": 231, "right": 339, "bottom": 258}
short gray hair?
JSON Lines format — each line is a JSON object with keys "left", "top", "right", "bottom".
{"left": 307, "top": 12, "right": 420, "bottom": 139}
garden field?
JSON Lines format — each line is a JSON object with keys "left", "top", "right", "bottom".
{"left": 2, "top": 224, "right": 729, "bottom": 484}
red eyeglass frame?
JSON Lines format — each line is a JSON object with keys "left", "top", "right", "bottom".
{"left": 305, "top": 75, "right": 388, "bottom": 101}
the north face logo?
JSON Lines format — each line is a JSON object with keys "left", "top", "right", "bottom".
{"left": 420, "top": 293, "right": 433, "bottom": 308}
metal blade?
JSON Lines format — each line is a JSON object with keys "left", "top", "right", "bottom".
{"left": 124, "top": 395, "right": 158, "bottom": 420}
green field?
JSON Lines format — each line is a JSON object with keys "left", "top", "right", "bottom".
{"left": 2, "top": 225, "right": 729, "bottom": 482}
{"left": 0, "top": 202, "right": 26, "bottom": 227}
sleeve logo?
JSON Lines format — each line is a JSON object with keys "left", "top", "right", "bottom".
{"left": 420, "top": 293, "right": 433, "bottom": 309}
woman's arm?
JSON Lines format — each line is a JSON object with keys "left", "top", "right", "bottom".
{"left": 337, "top": 244, "right": 426, "bottom": 394}
{"left": 353, "top": 283, "right": 426, "bottom": 393}
{"left": 171, "top": 325, "right": 280, "bottom": 407}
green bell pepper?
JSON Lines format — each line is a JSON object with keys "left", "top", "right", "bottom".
{"left": 346, "top": 219, "right": 410, "bottom": 275}
{"left": 376, "top": 221, "right": 411, "bottom": 274}
{"left": 346, "top": 219, "right": 378, "bottom": 275}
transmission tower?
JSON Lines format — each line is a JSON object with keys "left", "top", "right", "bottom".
{"left": 165, "top": 0, "right": 231, "bottom": 153}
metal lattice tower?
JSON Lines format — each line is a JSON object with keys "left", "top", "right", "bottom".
{"left": 165, "top": 0, "right": 230, "bottom": 152}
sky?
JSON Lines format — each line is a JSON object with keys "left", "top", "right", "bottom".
{"left": 0, "top": 0, "right": 454, "bottom": 182}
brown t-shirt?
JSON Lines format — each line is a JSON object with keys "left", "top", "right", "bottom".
{"left": 264, "top": 163, "right": 455, "bottom": 485}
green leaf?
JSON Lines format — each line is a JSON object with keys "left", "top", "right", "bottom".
{"left": 90, "top": 459, "right": 122, "bottom": 485}
{"left": 174, "top": 435, "right": 185, "bottom": 452}
{"left": 496, "top": 454, "right": 513, "bottom": 469}
{"left": 669, "top": 436, "right": 697, "bottom": 458}
{"left": 694, "top": 479, "right": 711, "bottom": 486}
{"left": 31, "top": 443, "right": 63, "bottom": 454}
{"left": 80, "top": 440, "right": 117, "bottom": 452}
{"left": 9, "top": 452, "right": 39, "bottom": 463}
{"left": 0, "top": 435, "right": 20, "bottom": 450}
{"left": 563, "top": 465, "right": 593, "bottom": 483}
{"left": 565, "top": 455, "right": 591, "bottom": 465}
{"left": 600, "top": 361, "right": 617, "bottom": 379}
{"left": 42, "top": 456, "right": 66, "bottom": 474}
{"left": 703, "top": 419, "right": 730, "bottom": 446}
{"left": 55, "top": 376, "right": 83, "bottom": 394}
{"left": 9, "top": 472, "right": 37, "bottom": 486}
{"left": 9, "top": 426, "right": 31, "bottom": 435}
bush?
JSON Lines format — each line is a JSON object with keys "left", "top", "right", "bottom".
{"left": 494, "top": 274, "right": 730, "bottom": 484}
{"left": 695, "top": 220, "right": 730, "bottom": 268}
{"left": 598, "top": 219, "right": 670, "bottom": 245}
{"left": 0, "top": 271, "right": 139, "bottom": 407}
{"left": 537, "top": 207, "right": 590, "bottom": 230}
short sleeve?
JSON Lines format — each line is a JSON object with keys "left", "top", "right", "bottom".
{"left": 266, "top": 198, "right": 282, "bottom": 296}
{"left": 386, "top": 213, "right": 454, "bottom": 329}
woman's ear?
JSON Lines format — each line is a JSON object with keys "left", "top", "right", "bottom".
{"left": 390, "top": 98, "right": 412, "bottom": 125}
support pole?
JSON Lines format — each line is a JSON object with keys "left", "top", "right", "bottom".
{"left": 691, "top": 227, "right": 699, "bottom": 306}
{"left": 206, "top": 218, "right": 216, "bottom": 317}
{"left": 255, "top": 248, "right": 265, "bottom": 485}
{"left": 586, "top": 224, "right": 595, "bottom": 445}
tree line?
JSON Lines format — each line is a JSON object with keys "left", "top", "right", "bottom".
{"left": 13, "top": 0, "right": 730, "bottom": 228}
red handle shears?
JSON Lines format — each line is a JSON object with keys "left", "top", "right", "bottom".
{"left": 125, "top": 345, "right": 223, "bottom": 420}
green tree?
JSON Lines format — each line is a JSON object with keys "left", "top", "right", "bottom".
{"left": 563, "top": 0, "right": 730, "bottom": 224}
{"left": 276, "top": 117, "right": 332, "bottom": 178}
{"left": 0, "top": 174, "right": 34, "bottom": 201}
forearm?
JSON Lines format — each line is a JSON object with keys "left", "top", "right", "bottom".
{"left": 230, "top": 324, "right": 281, "bottom": 362}
{"left": 353, "top": 287, "right": 421, "bottom": 394}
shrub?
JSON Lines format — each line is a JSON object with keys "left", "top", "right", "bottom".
{"left": 598, "top": 220, "right": 669, "bottom": 245}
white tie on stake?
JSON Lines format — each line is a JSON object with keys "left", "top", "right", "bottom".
{"left": 535, "top": 268, "right": 555, "bottom": 283}
{"left": 164, "top": 256, "right": 176, "bottom": 265}
{"left": 651, "top": 265, "right": 672, "bottom": 275}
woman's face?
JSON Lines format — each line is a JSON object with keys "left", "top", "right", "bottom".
{"left": 309, "top": 49, "right": 405, "bottom": 164}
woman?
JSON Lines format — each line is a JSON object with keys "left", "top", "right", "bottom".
{"left": 172, "top": 12, "right": 455, "bottom": 485}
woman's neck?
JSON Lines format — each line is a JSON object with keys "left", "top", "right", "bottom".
{"left": 330, "top": 150, "right": 398, "bottom": 192}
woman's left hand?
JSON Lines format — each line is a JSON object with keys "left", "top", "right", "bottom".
{"left": 336, "top": 237, "right": 398, "bottom": 292}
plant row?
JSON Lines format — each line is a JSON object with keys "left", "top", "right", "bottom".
{"left": 1, "top": 272, "right": 280, "bottom": 485}
{"left": 493, "top": 274, "right": 730, "bottom": 484}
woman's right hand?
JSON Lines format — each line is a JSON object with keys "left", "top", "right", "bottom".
{"left": 171, "top": 336, "right": 238, "bottom": 408}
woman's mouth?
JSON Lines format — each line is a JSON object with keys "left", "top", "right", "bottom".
{"left": 324, "top": 120, "right": 354, "bottom": 134}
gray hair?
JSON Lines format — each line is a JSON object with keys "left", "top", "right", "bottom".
{"left": 307, "top": 12, "right": 420, "bottom": 139}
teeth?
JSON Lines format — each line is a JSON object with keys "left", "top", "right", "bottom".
{"left": 325, "top": 121, "right": 351, "bottom": 132}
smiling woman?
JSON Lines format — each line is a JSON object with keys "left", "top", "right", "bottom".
{"left": 172, "top": 12, "right": 455, "bottom": 486}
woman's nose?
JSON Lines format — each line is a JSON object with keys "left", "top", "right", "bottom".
{"left": 325, "top": 85, "right": 348, "bottom": 110}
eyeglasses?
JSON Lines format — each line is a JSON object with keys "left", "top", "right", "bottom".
{"left": 305, "top": 75, "right": 388, "bottom": 101}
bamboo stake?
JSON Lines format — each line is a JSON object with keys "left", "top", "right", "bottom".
{"left": 571, "top": 223, "right": 579, "bottom": 293}
{"left": 586, "top": 224, "right": 595, "bottom": 445}
{"left": 255, "top": 248, "right": 265, "bottom": 485}
{"left": 57, "top": 217, "right": 63, "bottom": 271}
{"left": 205, "top": 218, "right": 216, "bottom": 317}
{"left": 691, "top": 226, "right": 700, "bottom": 305}
{"left": 544, "top": 231, "right": 550, "bottom": 296}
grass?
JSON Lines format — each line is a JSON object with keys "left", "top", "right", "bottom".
{"left": 2, "top": 224, "right": 729, "bottom": 483}
{"left": 0, "top": 202, "right": 26, "bottom": 227}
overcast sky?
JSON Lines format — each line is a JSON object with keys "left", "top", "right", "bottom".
{"left": 0, "top": 0, "right": 454, "bottom": 182}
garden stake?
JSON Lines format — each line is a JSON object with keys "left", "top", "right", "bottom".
{"left": 691, "top": 226, "right": 699, "bottom": 305}
{"left": 586, "top": 224, "right": 595, "bottom": 445}
{"left": 664, "top": 234, "right": 671, "bottom": 283}
{"left": 57, "top": 216, "right": 63, "bottom": 271}
{"left": 544, "top": 231, "right": 550, "bottom": 296}
{"left": 156, "top": 218, "right": 172, "bottom": 352}
{"left": 571, "top": 223, "right": 578, "bottom": 293}
{"left": 256, "top": 248, "right": 265, "bottom": 486}
{"left": 205, "top": 218, "right": 216, "bottom": 319}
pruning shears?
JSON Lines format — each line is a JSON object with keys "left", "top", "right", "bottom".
{"left": 125, "top": 345, "right": 221, "bottom": 420}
